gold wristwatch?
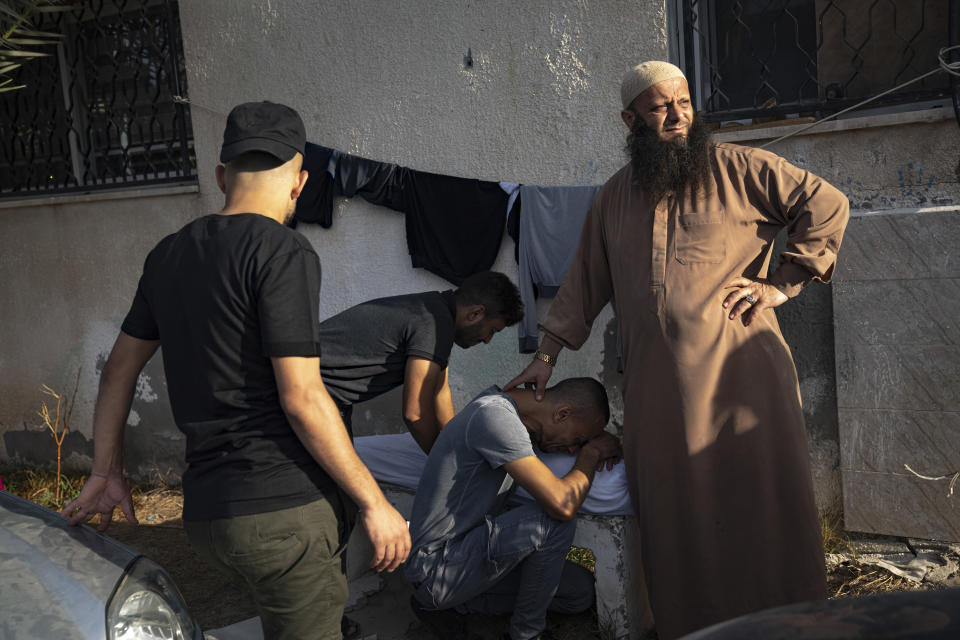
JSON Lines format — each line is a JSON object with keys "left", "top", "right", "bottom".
{"left": 533, "top": 350, "right": 557, "bottom": 367}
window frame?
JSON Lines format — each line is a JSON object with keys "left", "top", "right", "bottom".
{"left": 0, "top": 0, "right": 196, "bottom": 201}
{"left": 668, "top": 0, "right": 959, "bottom": 124}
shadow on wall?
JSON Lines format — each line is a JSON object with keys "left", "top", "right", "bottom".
{"left": 3, "top": 353, "right": 185, "bottom": 483}
{"left": 3, "top": 429, "right": 93, "bottom": 469}
{"left": 771, "top": 231, "right": 842, "bottom": 511}
{"left": 102, "top": 353, "right": 186, "bottom": 483}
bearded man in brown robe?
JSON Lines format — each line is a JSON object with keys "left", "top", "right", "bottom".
{"left": 506, "top": 61, "right": 849, "bottom": 639}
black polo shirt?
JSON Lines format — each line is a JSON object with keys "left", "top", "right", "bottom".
{"left": 318, "top": 291, "right": 457, "bottom": 407}
{"left": 121, "top": 213, "right": 330, "bottom": 520}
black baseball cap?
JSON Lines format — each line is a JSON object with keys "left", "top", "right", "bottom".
{"left": 219, "top": 101, "right": 306, "bottom": 163}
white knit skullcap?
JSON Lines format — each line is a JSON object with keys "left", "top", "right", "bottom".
{"left": 620, "top": 61, "right": 686, "bottom": 109}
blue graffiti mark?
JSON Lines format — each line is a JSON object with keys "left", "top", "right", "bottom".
{"left": 897, "top": 162, "right": 937, "bottom": 200}
{"left": 897, "top": 162, "right": 936, "bottom": 201}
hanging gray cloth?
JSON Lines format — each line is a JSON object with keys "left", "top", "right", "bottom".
{"left": 517, "top": 185, "right": 609, "bottom": 352}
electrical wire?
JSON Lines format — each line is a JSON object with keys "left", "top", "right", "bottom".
{"left": 760, "top": 45, "right": 960, "bottom": 149}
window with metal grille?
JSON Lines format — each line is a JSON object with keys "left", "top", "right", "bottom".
{"left": 0, "top": 0, "right": 195, "bottom": 199}
{"left": 674, "top": 0, "right": 959, "bottom": 122}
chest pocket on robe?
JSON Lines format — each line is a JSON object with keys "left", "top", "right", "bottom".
{"left": 674, "top": 210, "right": 725, "bottom": 264}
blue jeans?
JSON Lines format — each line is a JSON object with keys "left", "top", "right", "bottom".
{"left": 407, "top": 503, "right": 589, "bottom": 640}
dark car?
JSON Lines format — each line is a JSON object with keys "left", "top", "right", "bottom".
{"left": 679, "top": 587, "right": 960, "bottom": 640}
{"left": 0, "top": 489, "right": 203, "bottom": 640}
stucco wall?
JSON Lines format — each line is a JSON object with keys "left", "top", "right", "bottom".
{"left": 0, "top": 190, "right": 201, "bottom": 479}
{"left": 719, "top": 112, "right": 960, "bottom": 509}
{"left": 177, "top": 0, "right": 668, "bottom": 435}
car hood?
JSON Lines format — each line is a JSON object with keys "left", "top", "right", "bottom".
{"left": 0, "top": 490, "right": 137, "bottom": 639}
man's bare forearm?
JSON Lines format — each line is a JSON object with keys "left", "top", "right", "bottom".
{"left": 92, "top": 334, "right": 160, "bottom": 474}
{"left": 91, "top": 365, "right": 136, "bottom": 474}
{"left": 505, "top": 445, "right": 604, "bottom": 521}
{"left": 554, "top": 447, "right": 603, "bottom": 519}
{"left": 404, "top": 415, "right": 441, "bottom": 454}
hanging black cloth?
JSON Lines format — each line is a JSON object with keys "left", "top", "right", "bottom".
{"left": 400, "top": 169, "right": 508, "bottom": 285}
{"left": 292, "top": 143, "right": 336, "bottom": 228}
{"left": 335, "top": 152, "right": 405, "bottom": 212}
{"left": 506, "top": 191, "right": 522, "bottom": 263}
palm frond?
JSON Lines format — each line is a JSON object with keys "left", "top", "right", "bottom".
{"left": 0, "top": 76, "right": 26, "bottom": 92}
{"left": 13, "top": 27, "right": 62, "bottom": 38}
{"left": 0, "top": 0, "right": 66, "bottom": 92}
{"left": 0, "top": 49, "right": 50, "bottom": 57}
{"left": 5, "top": 36, "right": 59, "bottom": 45}
{"left": 32, "top": 5, "right": 74, "bottom": 13}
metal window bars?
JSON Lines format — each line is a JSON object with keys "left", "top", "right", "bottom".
{"left": 0, "top": 0, "right": 195, "bottom": 199}
{"left": 678, "top": 0, "right": 959, "bottom": 122}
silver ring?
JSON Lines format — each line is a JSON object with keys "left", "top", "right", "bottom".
{"left": 745, "top": 295, "right": 756, "bottom": 304}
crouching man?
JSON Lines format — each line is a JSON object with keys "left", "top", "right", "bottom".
{"left": 405, "top": 378, "right": 621, "bottom": 640}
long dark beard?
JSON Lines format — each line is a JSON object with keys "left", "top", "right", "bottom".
{"left": 625, "top": 116, "right": 713, "bottom": 201}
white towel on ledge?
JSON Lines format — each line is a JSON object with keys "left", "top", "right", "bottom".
{"left": 354, "top": 432, "right": 632, "bottom": 516}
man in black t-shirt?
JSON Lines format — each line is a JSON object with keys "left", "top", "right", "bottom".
{"left": 320, "top": 270, "right": 523, "bottom": 453}
{"left": 63, "top": 102, "right": 410, "bottom": 640}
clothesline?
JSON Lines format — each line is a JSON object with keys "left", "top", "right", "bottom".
{"left": 294, "top": 142, "right": 612, "bottom": 356}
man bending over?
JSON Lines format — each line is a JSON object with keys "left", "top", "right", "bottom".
{"left": 319, "top": 271, "right": 523, "bottom": 453}
{"left": 405, "top": 378, "right": 621, "bottom": 640}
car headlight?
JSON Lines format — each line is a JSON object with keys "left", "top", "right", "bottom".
{"left": 107, "top": 556, "right": 201, "bottom": 640}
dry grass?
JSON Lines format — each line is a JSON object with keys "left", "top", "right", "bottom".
{"left": 820, "top": 502, "right": 854, "bottom": 556}
{"left": 128, "top": 475, "right": 184, "bottom": 525}
{"left": 828, "top": 561, "right": 917, "bottom": 599}
{"left": 817, "top": 501, "right": 931, "bottom": 599}
{"left": 0, "top": 466, "right": 183, "bottom": 525}
{"left": 0, "top": 467, "right": 86, "bottom": 511}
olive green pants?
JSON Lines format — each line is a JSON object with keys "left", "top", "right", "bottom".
{"left": 185, "top": 496, "right": 348, "bottom": 640}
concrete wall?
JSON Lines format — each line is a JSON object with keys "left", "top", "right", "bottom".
{"left": 833, "top": 208, "right": 960, "bottom": 541}
{"left": 0, "top": 188, "right": 201, "bottom": 479}
{"left": 716, "top": 111, "right": 960, "bottom": 511}
{"left": 175, "top": 0, "right": 670, "bottom": 440}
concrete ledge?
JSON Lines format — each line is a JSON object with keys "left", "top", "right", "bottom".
{"left": 0, "top": 182, "right": 199, "bottom": 210}
{"left": 712, "top": 106, "right": 953, "bottom": 144}
{"left": 347, "top": 483, "right": 651, "bottom": 639}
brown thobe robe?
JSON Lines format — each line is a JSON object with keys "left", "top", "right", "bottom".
{"left": 541, "top": 142, "right": 849, "bottom": 639}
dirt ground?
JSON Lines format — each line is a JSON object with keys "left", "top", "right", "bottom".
{"left": 108, "top": 486, "right": 598, "bottom": 638}
{"left": 4, "top": 471, "right": 951, "bottom": 638}
{"left": 103, "top": 487, "right": 950, "bottom": 637}
{"left": 105, "top": 485, "right": 261, "bottom": 631}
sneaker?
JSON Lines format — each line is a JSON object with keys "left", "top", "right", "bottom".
{"left": 410, "top": 594, "right": 470, "bottom": 639}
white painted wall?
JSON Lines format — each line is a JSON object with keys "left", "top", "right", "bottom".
{"left": 177, "top": 0, "right": 667, "bottom": 435}
{"left": 0, "top": 190, "right": 198, "bottom": 477}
